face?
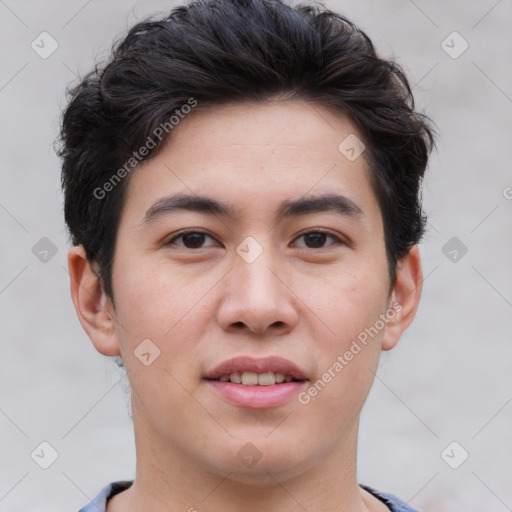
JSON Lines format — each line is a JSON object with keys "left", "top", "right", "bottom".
{"left": 72, "top": 99, "right": 420, "bottom": 485}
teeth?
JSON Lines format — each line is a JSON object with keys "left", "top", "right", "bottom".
{"left": 241, "top": 372, "right": 259, "bottom": 385}
{"left": 257, "top": 372, "right": 275, "bottom": 386}
{"left": 218, "top": 371, "right": 297, "bottom": 385}
{"left": 229, "top": 372, "right": 242, "bottom": 384}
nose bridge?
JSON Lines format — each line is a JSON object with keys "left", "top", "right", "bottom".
{"left": 216, "top": 235, "right": 298, "bottom": 333}
{"left": 234, "top": 237, "right": 283, "bottom": 306}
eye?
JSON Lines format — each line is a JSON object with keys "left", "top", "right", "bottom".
{"left": 165, "top": 229, "right": 343, "bottom": 250}
{"left": 165, "top": 230, "right": 218, "bottom": 249}
{"left": 293, "top": 230, "right": 343, "bottom": 249}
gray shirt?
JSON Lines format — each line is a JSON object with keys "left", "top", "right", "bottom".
{"left": 78, "top": 481, "right": 420, "bottom": 511}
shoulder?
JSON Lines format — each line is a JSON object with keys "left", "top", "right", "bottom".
{"left": 360, "top": 483, "right": 421, "bottom": 512}
{"left": 79, "top": 481, "right": 417, "bottom": 512}
{"left": 77, "top": 481, "right": 133, "bottom": 512}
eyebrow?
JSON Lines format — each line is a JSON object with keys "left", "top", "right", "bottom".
{"left": 141, "top": 192, "right": 364, "bottom": 225}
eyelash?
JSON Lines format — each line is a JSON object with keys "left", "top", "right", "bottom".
{"left": 165, "top": 229, "right": 344, "bottom": 250}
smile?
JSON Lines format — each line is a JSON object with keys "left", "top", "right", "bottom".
{"left": 206, "top": 379, "right": 308, "bottom": 409}
{"left": 211, "top": 371, "right": 304, "bottom": 385}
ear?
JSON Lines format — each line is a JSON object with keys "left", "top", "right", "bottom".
{"left": 381, "top": 245, "right": 423, "bottom": 351}
{"left": 67, "top": 245, "right": 121, "bottom": 357}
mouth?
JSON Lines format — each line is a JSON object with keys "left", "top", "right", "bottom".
{"left": 206, "top": 371, "right": 306, "bottom": 386}
{"left": 204, "top": 355, "right": 309, "bottom": 383}
{"left": 204, "top": 356, "right": 309, "bottom": 409}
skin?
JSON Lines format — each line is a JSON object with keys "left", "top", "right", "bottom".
{"left": 68, "top": 99, "right": 422, "bottom": 512}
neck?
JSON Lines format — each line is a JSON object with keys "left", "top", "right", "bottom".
{"left": 108, "top": 406, "right": 384, "bottom": 512}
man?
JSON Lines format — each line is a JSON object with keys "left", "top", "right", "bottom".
{"left": 57, "top": 0, "right": 434, "bottom": 510}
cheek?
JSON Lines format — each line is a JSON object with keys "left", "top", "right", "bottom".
{"left": 293, "top": 266, "right": 388, "bottom": 407}
{"left": 113, "top": 253, "right": 211, "bottom": 339}
{"left": 112, "top": 262, "right": 208, "bottom": 416}
{"left": 295, "top": 263, "right": 389, "bottom": 345}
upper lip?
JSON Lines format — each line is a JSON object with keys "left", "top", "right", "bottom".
{"left": 204, "top": 356, "right": 309, "bottom": 381}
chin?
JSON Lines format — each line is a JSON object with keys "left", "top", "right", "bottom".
{"left": 203, "top": 438, "right": 316, "bottom": 485}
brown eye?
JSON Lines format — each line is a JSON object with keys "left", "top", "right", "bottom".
{"left": 181, "top": 232, "right": 206, "bottom": 248}
{"left": 166, "top": 231, "right": 217, "bottom": 249}
{"left": 303, "top": 232, "right": 327, "bottom": 248}
{"left": 294, "top": 230, "right": 341, "bottom": 249}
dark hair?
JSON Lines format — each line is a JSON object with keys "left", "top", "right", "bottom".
{"left": 57, "top": 0, "right": 434, "bottom": 303}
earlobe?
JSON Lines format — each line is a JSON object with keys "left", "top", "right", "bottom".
{"left": 67, "top": 245, "right": 121, "bottom": 357}
{"left": 381, "top": 245, "right": 423, "bottom": 351}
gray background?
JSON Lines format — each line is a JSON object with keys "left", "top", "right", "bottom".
{"left": 1, "top": 1, "right": 511, "bottom": 511}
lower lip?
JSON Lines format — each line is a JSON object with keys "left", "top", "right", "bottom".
{"left": 206, "top": 380, "right": 308, "bottom": 409}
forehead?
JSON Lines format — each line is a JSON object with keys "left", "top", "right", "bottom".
{"left": 119, "top": 99, "right": 380, "bottom": 227}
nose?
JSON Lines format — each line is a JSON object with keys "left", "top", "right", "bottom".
{"left": 216, "top": 245, "right": 299, "bottom": 336}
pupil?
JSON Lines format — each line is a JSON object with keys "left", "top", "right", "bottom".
{"left": 305, "top": 233, "right": 326, "bottom": 248}
{"left": 183, "top": 233, "right": 205, "bottom": 248}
